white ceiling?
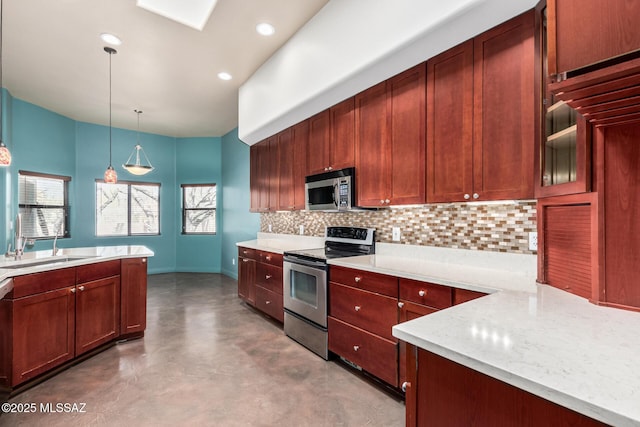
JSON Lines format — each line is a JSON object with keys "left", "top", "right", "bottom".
{"left": 2, "top": 0, "right": 329, "bottom": 137}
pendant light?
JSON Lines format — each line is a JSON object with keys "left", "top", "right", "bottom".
{"left": 103, "top": 46, "right": 117, "bottom": 183}
{"left": 123, "top": 109, "right": 154, "bottom": 175}
{"left": 0, "top": 0, "right": 12, "bottom": 167}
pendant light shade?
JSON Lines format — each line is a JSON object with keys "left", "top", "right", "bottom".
{"left": 0, "top": 0, "right": 12, "bottom": 167}
{"left": 123, "top": 109, "right": 154, "bottom": 175}
{"left": 103, "top": 46, "right": 117, "bottom": 183}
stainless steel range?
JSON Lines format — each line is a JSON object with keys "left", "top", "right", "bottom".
{"left": 283, "top": 226, "right": 375, "bottom": 359}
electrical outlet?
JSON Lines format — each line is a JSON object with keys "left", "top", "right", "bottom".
{"left": 268, "top": 224, "right": 272, "bottom": 232}
{"left": 299, "top": 225, "right": 305, "bottom": 235}
{"left": 232, "top": 258, "right": 236, "bottom": 266}
{"left": 528, "top": 232, "right": 538, "bottom": 251}
{"left": 392, "top": 227, "right": 401, "bottom": 242}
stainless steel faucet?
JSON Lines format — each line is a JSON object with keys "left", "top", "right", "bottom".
{"left": 14, "top": 213, "right": 25, "bottom": 260}
{"left": 52, "top": 221, "right": 63, "bottom": 256}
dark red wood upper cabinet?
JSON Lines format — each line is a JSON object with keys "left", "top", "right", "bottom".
{"left": 329, "top": 97, "right": 356, "bottom": 172}
{"left": 307, "top": 110, "right": 331, "bottom": 175}
{"left": 426, "top": 40, "right": 474, "bottom": 203}
{"left": 277, "top": 127, "right": 295, "bottom": 211}
{"left": 291, "top": 121, "right": 309, "bottom": 210}
{"left": 547, "top": 0, "right": 640, "bottom": 77}
{"left": 249, "top": 140, "right": 271, "bottom": 212}
{"left": 473, "top": 10, "right": 535, "bottom": 201}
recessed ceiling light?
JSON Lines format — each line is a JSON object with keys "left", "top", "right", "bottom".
{"left": 217, "top": 72, "right": 232, "bottom": 81}
{"left": 100, "top": 33, "right": 122, "bottom": 46}
{"left": 256, "top": 22, "right": 275, "bottom": 36}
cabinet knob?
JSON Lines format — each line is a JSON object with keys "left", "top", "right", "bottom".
{"left": 243, "top": 250, "right": 248, "bottom": 254}
{"left": 473, "top": 193, "right": 480, "bottom": 199}
{"left": 265, "top": 300, "right": 271, "bottom": 305}
{"left": 380, "top": 200, "right": 385, "bottom": 204}
{"left": 354, "top": 276, "right": 361, "bottom": 283}
{"left": 402, "top": 381, "right": 409, "bottom": 393}
{"left": 398, "top": 301, "right": 404, "bottom": 308}
{"left": 265, "top": 255, "right": 271, "bottom": 261}
{"left": 464, "top": 193, "right": 471, "bottom": 200}
{"left": 328, "top": 166, "right": 333, "bottom": 171}
{"left": 324, "top": 167, "right": 329, "bottom": 171}
{"left": 70, "top": 288, "right": 76, "bottom": 294}
{"left": 242, "top": 258, "right": 250, "bottom": 263}
{"left": 78, "top": 286, "right": 85, "bottom": 291}
{"left": 353, "top": 345, "right": 360, "bottom": 352}
{"left": 142, "top": 258, "right": 147, "bottom": 263}
{"left": 418, "top": 290, "right": 426, "bottom": 297}
{"left": 354, "top": 305, "right": 361, "bottom": 312}
{"left": 265, "top": 275, "right": 272, "bottom": 280}
{"left": 385, "top": 199, "right": 390, "bottom": 204}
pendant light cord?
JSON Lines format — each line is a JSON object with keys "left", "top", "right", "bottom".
{"left": 1, "top": 0, "right": 4, "bottom": 143}
{"left": 108, "top": 49, "right": 112, "bottom": 167}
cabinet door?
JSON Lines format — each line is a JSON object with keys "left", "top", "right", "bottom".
{"left": 356, "top": 81, "right": 390, "bottom": 207}
{"left": 121, "top": 258, "right": 148, "bottom": 337}
{"left": 238, "top": 256, "right": 256, "bottom": 305}
{"left": 291, "top": 120, "right": 309, "bottom": 210}
{"left": 76, "top": 276, "right": 120, "bottom": 356}
{"left": 307, "top": 110, "right": 331, "bottom": 175}
{"left": 12, "top": 287, "right": 75, "bottom": 385}
{"left": 473, "top": 10, "right": 535, "bottom": 201}
{"left": 388, "top": 64, "right": 426, "bottom": 205}
{"left": 329, "top": 97, "right": 356, "bottom": 171}
{"left": 277, "top": 128, "right": 295, "bottom": 210}
{"left": 426, "top": 41, "right": 474, "bottom": 202}
{"left": 266, "top": 137, "right": 279, "bottom": 211}
{"left": 398, "top": 300, "right": 437, "bottom": 388}
{"left": 548, "top": 0, "right": 640, "bottom": 76}
{"left": 250, "top": 140, "right": 271, "bottom": 212}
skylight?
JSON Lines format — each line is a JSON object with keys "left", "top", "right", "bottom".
{"left": 136, "top": 0, "right": 218, "bottom": 31}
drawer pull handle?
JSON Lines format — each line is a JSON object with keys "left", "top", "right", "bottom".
{"left": 265, "top": 300, "right": 271, "bottom": 305}
{"left": 265, "top": 256, "right": 271, "bottom": 261}
{"left": 243, "top": 250, "right": 248, "bottom": 254}
{"left": 354, "top": 305, "right": 361, "bottom": 312}
{"left": 70, "top": 288, "right": 76, "bottom": 294}
{"left": 398, "top": 302, "right": 404, "bottom": 308}
{"left": 402, "top": 381, "right": 409, "bottom": 393}
{"left": 78, "top": 286, "right": 85, "bottom": 291}
{"left": 418, "top": 290, "right": 426, "bottom": 297}
{"left": 266, "top": 275, "right": 272, "bottom": 280}
{"left": 242, "top": 258, "right": 250, "bottom": 263}
{"left": 354, "top": 276, "right": 361, "bottom": 283}
{"left": 353, "top": 345, "right": 360, "bottom": 352}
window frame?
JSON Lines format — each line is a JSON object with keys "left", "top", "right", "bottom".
{"left": 18, "top": 170, "right": 71, "bottom": 240}
{"left": 95, "top": 179, "right": 161, "bottom": 237}
{"left": 181, "top": 183, "right": 217, "bottom": 235}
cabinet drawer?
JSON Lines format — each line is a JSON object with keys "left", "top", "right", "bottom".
{"left": 12, "top": 268, "right": 76, "bottom": 298}
{"left": 328, "top": 316, "right": 398, "bottom": 387}
{"left": 329, "top": 282, "right": 397, "bottom": 341}
{"left": 76, "top": 260, "right": 120, "bottom": 284}
{"left": 258, "top": 251, "right": 283, "bottom": 267}
{"left": 238, "top": 247, "right": 256, "bottom": 260}
{"left": 399, "top": 278, "right": 452, "bottom": 309}
{"left": 255, "top": 286, "right": 284, "bottom": 323}
{"left": 330, "top": 266, "right": 398, "bottom": 297}
{"left": 256, "top": 263, "right": 283, "bottom": 294}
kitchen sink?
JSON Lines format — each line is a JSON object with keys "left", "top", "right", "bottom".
{"left": 0, "top": 255, "right": 99, "bottom": 270}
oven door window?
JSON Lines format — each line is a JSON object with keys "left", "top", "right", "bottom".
{"left": 290, "top": 269, "right": 318, "bottom": 307}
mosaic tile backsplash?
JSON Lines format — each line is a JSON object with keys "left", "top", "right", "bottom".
{"left": 261, "top": 201, "right": 537, "bottom": 254}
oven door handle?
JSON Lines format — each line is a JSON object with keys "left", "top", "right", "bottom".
{"left": 284, "top": 258, "right": 327, "bottom": 270}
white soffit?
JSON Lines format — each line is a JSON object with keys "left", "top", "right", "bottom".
{"left": 136, "top": 0, "right": 218, "bottom": 31}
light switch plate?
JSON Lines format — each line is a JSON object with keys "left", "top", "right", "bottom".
{"left": 392, "top": 227, "right": 401, "bottom": 242}
{"left": 299, "top": 225, "right": 305, "bottom": 235}
{"left": 528, "top": 232, "right": 538, "bottom": 251}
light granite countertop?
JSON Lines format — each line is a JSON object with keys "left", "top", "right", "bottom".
{"left": 236, "top": 232, "right": 325, "bottom": 254}
{"left": 0, "top": 245, "right": 154, "bottom": 299}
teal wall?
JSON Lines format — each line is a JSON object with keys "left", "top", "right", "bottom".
{"left": 0, "top": 93, "right": 259, "bottom": 276}
{"left": 175, "top": 136, "right": 222, "bottom": 272}
{"left": 220, "top": 128, "right": 260, "bottom": 280}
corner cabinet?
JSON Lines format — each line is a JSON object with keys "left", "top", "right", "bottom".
{"left": 356, "top": 64, "right": 426, "bottom": 207}
{"left": 428, "top": 11, "right": 535, "bottom": 202}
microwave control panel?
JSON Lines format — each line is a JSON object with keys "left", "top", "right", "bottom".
{"left": 337, "top": 178, "right": 350, "bottom": 209}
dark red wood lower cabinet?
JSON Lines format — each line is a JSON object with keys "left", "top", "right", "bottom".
{"left": 76, "top": 276, "right": 121, "bottom": 356}
{"left": 406, "top": 346, "right": 607, "bottom": 427}
{"left": 121, "top": 258, "right": 148, "bottom": 337}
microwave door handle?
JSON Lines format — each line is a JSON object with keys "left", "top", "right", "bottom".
{"left": 334, "top": 183, "right": 339, "bottom": 209}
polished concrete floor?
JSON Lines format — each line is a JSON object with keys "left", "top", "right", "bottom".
{"left": 3, "top": 273, "right": 405, "bottom": 426}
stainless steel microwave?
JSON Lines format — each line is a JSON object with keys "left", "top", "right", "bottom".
{"left": 305, "top": 168, "right": 355, "bottom": 212}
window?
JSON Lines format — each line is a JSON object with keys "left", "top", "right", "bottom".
{"left": 182, "top": 184, "right": 216, "bottom": 234}
{"left": 18, "top": 171, "right": 71, "bottom": 240}
{"left": 96, "top": 180, "right": 160, "bottom": 236}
